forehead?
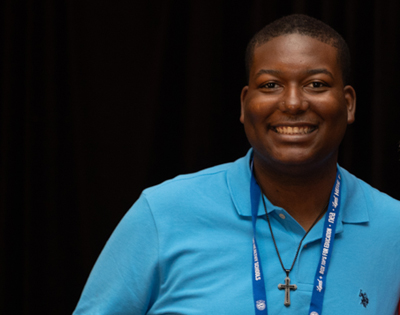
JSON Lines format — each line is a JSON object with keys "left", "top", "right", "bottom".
{"left": 251, "top": 34, "right": 341, "bottom": 79}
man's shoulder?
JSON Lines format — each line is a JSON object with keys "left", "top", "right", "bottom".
{"left": 145, "top": 163, "right": 231, "bottom": 193}
{"left": 340, "top": 166, "right": 400, "bottom": 214}
{"left": 141, "top": 153, "right": 249, "bottom": 200}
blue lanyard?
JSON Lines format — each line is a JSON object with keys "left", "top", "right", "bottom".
{"left": 250, "top": 163, "right": 268, "bottom": 314}
{"left": 250, "top": 164, "right": 342, "bottom": 315}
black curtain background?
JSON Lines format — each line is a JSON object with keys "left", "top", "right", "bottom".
{"left": 1, "top": 1, "right": 400, "bottom": 314}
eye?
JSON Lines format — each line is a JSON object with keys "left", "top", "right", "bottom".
{"left": 308, "top": 82, "right": 326, "bottom": 88}
{"left": 261, "top": 82, "right": 280, "bottom": 89}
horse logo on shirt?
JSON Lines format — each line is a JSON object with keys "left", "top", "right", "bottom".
{"left": 359, "top": 289, "right": 369, "bottom": 307}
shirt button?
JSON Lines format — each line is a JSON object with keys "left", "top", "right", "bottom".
{"left": 279, "top": 213, "right": 286, "bottom": 219}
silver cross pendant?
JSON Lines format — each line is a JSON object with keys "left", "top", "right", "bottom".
{"left": 278, "top": 276, "right": 297, "bottom": 306}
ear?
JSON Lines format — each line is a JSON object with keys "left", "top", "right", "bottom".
{"left": 240, "top": 86, "right": 249, "bottom": 124}
{"left": 344, "top": 85, "right": 356, "bottom": 124}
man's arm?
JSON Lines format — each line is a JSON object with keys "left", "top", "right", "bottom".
{"left": 73, "top": 195, "right": 160, "bottom": 314}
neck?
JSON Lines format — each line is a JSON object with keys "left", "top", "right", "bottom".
{"left": 253, "top": 155, "right": 337, "bottom": 230}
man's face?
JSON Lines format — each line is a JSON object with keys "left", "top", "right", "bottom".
{"left": 240, "top": 34, "right": 356, "bottom": 170}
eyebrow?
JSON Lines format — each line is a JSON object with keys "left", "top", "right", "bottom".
{"left": 254, "top": 68, "right": 334, "bottom": 79}
{"left": 306, "top": 69, "right": 334, "bottom": 79}
{"left": 255, "top": 69, "right": 282, "bottom": 78}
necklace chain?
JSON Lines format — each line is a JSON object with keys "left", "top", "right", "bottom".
{"left": 261, "top": 195, "right": 328, "bottom": 276}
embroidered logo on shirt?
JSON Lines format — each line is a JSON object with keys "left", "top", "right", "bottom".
{"left": 359, "top": 289, "right": 369, "bottom": 307}
{"left": 256, "top": 300, "right": 266, "bottom": 311}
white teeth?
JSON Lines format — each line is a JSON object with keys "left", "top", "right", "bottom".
{"left": 274, "top": 126, "right": 315, "bottom": 134}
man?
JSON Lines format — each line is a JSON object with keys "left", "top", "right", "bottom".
{"left": 74, "top": 14, "right": 400, "bottom": 314}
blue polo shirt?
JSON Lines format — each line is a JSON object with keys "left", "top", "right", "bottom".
{"left": 74, "top": 149, "right": 400, "bottom": 314}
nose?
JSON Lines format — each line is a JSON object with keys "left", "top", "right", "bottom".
{"left": 279, "top": 85, "right": 309, "bottom": 114}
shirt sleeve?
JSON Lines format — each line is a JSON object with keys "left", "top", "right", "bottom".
{"left": 73, "top": 194, "right": 160, "bottom": 314}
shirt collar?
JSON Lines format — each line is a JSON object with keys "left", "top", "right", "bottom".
{"left": 227, "top": 148, "right": 370, "bottom": 225}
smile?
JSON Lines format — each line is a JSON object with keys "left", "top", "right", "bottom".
{"left": 273, "top": 126, "right": 316, "bottom": 135}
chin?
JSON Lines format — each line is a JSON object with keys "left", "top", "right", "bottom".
{"left": 255, "top": 148, "right": 332, "bottom": 169}
{"left": 270, "top": 150, "right": 317, "bottom": 165}
{"left": 272, "top": 150, "right": 338, "bottom": 170}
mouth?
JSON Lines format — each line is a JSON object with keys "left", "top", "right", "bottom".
{"left": 272, "top": 125, "right": 317, "bottom": 135}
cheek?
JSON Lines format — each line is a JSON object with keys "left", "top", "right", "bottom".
{"left": 315, "top": 94, "right": 348, "bottom": 121}
{"left": 316, "top": 100, "right": 349, "bottom": 142}
{"left": 244, "top": 97, "right": 275, "bottom": 123}
{"left": 242, "top": 99, "right": 273, "bottom": 143}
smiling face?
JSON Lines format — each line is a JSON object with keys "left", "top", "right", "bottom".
{"left": 240, "top": 34, "right": 356, "bottom": 172}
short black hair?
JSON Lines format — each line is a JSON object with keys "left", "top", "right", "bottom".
{"left": 245, "top": 14, "right": 351, "bottom": 85}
